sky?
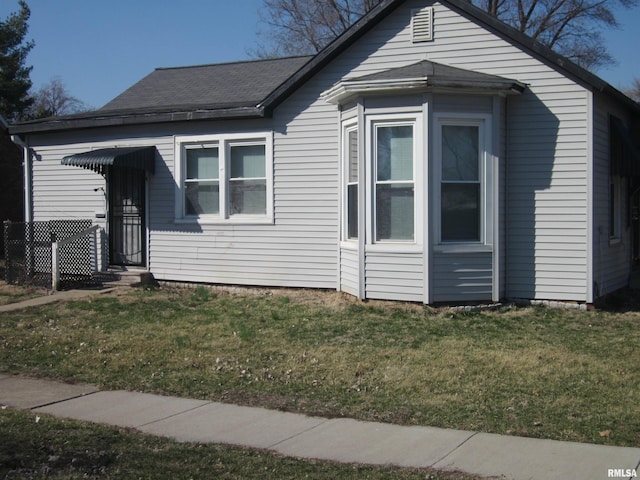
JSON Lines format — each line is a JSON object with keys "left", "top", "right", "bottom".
{"left": 1, "top": 0, "right": 639, "bottom": 109}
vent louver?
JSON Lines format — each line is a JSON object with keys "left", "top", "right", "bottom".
{"left": 412, "top": 7, "right": 433, "bottom": 42}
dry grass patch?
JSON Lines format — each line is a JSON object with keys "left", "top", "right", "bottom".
{"left": 0, "top": 280, "right": 46, "bottom": 306}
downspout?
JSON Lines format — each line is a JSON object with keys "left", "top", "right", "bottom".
{"left": 10, "top": 134, "right": 32, "bottom": 223}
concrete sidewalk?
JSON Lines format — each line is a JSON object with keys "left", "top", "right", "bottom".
{"left": 0, "top": 374, "right": 638, "bottom": 480}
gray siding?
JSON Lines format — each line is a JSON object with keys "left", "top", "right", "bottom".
{"left": 26, "top": 0, "right": 607, "bottom": 303}
{"left": 325, "top": 0, "right": 592, "bottom": 302}
{"left": 591, "top": 93, "right": 633, "bottom": 296}
{"left": 28, "top": 119, "right": 339, "bottom": 289}
{"left": 431, "top": 252, "right": 492, "bottom": 302}
{"left": 340, "top": 246, "right": 359, "bottom": 296}
{"left": 365, "top": 251, "right": 424, "bottom": 302}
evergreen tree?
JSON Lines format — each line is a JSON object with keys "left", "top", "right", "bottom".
{"left": 0, "top": 0, "right": 34, "bottom": 122}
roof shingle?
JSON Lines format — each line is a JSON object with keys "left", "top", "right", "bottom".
{"left": 99, "top": 56, "right": 312, "bottom": 115}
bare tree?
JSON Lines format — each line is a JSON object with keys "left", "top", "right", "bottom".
{"left": 255, "top": 0, "right": 637, "bottom": 70}
{"left": 624, "top": 78, "right": 640, "bottom": 103}
{"left": 469, "top": 0, "right": 638, "bottom": 70}
{"left": 28, "top": 77, "right": 89, "bottom": 119}
{"left": 254, "top": 0, "right": 380, "bottom": 57}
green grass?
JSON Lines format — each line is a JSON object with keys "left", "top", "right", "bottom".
{"left": 1, "top": 285, "right": 639, "bottom": 447}
{"left": 0, "top": 408, "right": 482, "bottom": 479}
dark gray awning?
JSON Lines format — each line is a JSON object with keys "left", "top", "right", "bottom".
{"left": 61, "top": 146, "right": 156, "bottom": 175}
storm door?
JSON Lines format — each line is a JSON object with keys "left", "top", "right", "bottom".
{"left": 108, "top": 167, "right": 146, "bottom": 266}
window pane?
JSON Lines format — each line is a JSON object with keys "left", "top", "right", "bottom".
{"left": 441, "top": 183, "right": 480, "bottom": 241}
{"left": 230, "top": 179, "right": 267, "bottom": 215}
{"left": 348, "top": 129, "right": 358, "bottom": 183}
{"left": 185, "top": 181, "right": 219, "bottom": 215}
{"left": 230, "top": 145, "right": 266, "bottom": 178}
{"left": 347, "top": 184, "right": 358, "bottom": 239}
{"left": 442, "top": 125, "right": 478, "bottom": 181}
{"left": 186, "top": 148, "right": 218, "bottom": 180}
{"left": 377, "top": 125, "right": 413, "bottom": 181}
{"left": 376, "top": 183, "right": 414, "bottom": 241}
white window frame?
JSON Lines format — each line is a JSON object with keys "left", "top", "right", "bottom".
{"left": 365, "top": 113, "right": 423, "bottom": 248}
{"left": 434, "top": 113, "right": 492, "bottom": 250}
{"left": 341, "top": 119, "right": 359, "bottom": 242}
{"left": 174, "top": 132, "right": 273, "bottom": 224}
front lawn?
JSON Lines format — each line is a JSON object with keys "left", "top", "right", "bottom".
{"left": 0, "top": 285, "right": 638, "bottom": 447}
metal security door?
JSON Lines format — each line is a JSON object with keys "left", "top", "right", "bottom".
{"left": 109, "top": 167, "right": 146, "bottom": 266}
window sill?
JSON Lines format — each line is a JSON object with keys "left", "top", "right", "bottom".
{"left": 340, "top": 241, "right": 358, "bottom": 250}
{"left": 174, "top": 216, "right": 274, "bottom": 226}
{"left": 434, "top": 243, "right": 492, "bottom": 254}
{"left": 366, "top": 243, "right": 423, "bottom": 254}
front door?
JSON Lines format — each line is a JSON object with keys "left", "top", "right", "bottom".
{"left": 108, "top": 167, "right": 146, "bottom": 266}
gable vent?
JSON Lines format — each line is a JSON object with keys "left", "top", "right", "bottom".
{"left": 412, "top": 7, "right": 433, "bottom": 42}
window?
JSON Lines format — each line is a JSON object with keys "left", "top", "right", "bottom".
{"left": 185, "top": 146, "right": 219, "bottom": 215}
{"left": 610, "top": 175, "right": 621, "bottom": 239}
{"left": 175, "top": 133, "right": 272, "bottom": 222}
{"left": 344, "top": 126, "right": 359, "bottom": 240}
{"left": 436, "top": 116, "right": 489, "bottom": 245}
{"left": 229, "top": 143, "right": 267, "bottom": 215}
{"left": 375, "top": 124, "right": 414, "bottom": 241}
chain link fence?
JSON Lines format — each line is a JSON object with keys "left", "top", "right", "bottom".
{"left": 3, "top": 219, "right": 99, "bottom": 289}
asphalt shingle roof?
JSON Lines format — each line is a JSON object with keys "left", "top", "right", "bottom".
{"left": 99, "top": 56, "right": 312, "bottom": 115}
{"left": 349, "top": 60, "right": 525, "bottom": 91}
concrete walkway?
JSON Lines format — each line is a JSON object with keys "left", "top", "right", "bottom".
{"left": 0, "top": 287, "right": 118, "bottom": 313}
{"left": 0, "top": 374, "right": 638, "bottom": 480}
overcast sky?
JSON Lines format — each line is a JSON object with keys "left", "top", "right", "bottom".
{"left": 1, "top": 0, "right": 639, "bottom": 109}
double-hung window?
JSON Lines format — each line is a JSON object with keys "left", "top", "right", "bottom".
{"left": 374, "top": 123, "right": 415, "bottom": 242}
{"left": 436, "top": 115, "right": 489, "bottom": 244}
{"left": 344, "top": 125, "right": 359, "bottom": 240}
{"left": 175, "top": 133, "right": 272, "bottom": 223}
{"left": 185, "top": 145, "right": 220, "bottom": 215}
{"left": 229, "top": 142, "right": 267, "bottom": 216}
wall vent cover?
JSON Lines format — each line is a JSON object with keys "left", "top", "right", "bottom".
{"left": 412, "top": 7, "right": 434, "bottom": 42}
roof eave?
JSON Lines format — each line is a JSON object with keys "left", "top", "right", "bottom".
{"left": 259, "top": 0, "right": 403, "bottom": 114}
{"left": 9, "top": 106, "right": 267, "bottom": 135}
{"left": 444, "top": 0, "right": 640, "bottom": 115}
{"left": 321, "top": 77, "right": 525, "bottom": 104}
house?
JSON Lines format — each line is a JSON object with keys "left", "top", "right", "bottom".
{"left": 8, "top": 0, "right": 640, "bottom": 304}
